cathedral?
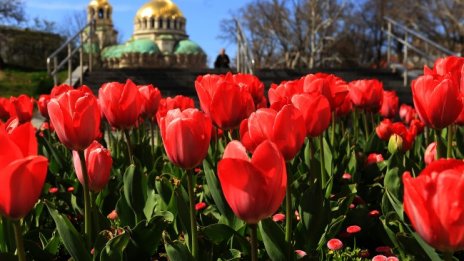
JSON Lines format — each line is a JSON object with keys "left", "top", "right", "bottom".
{"left": 86, "top": 0, "right": 207, "bottom": 69}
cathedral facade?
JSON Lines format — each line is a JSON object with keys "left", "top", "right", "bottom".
{"left": 87, "top": 0, "right": 207, "bottom": 69}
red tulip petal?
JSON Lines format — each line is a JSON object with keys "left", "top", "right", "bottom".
{"left": 0, "top": 156, "right": 48, "bottom": 219}
{"left": 223, "top": 140, "right": 250, "bottom": 161}
{"left": 8, "top": 122, "right": 37, "bottom": 157}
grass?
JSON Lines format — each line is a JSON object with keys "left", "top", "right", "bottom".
{"left": 0, "top": 68, "right": 67, "bottom": 98}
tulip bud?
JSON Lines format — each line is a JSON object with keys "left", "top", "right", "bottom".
{"left": 388, "top": 134, "right": 403, "bottom": 154}
{"left": 73, "top": 141, "right": 113, "bottom": 192}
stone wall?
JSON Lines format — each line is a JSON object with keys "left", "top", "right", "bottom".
{"left": 0, "top": 26, "right": 64, "bottom": 70}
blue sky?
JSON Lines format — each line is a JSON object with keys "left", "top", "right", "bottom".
{"left": 24, "top": 0, "right": 252, "bottom": 67}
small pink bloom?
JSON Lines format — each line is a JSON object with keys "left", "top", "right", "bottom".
{"left": 295, "top": 249, "right": 307, "bottom": 257}
{"left": 272, "top": 213, "right": 285, "bottom": 222}
{"left": 347, "top": 225, "right": 361, "bottom": 234}
{"left": 342, "top": 173, "right": 352, "bottom": 180}
{"left": 67, "top": 187, "right": 75, "bottom": 193}
{"left": 366, "top": 153, "right": 384, "bottom": 165}
{"left": 295, "top": 210, "right": 300, "bottom": 221}
{"left": 369, "top": 210, "right": 381, "bottom": 217}
{"left": 107, "top": 210, "right": 118, "bottom": 220}
{"left": 327, "top": 238, "right": 343, "bottom": 251}
{"left": 349, "top": 204, "right": 356, "bottom": 209}
{"left": 49, "top": 187, "right": 59, "bottom": 194}
{"left": 386, "top": 257, "right": 399, "bottom": 261}
{"left": 372, "top": 255, "right": 387, "bottom": 261}
{"left": 195, "top": 202, "right": 207, "bottom": 211}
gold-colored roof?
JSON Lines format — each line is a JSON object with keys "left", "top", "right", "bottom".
{"left": 136, "top": 0, "right": 184, "bottom": 19}
{"left": 89, "top": 0, "right": 111, "bottom": 8}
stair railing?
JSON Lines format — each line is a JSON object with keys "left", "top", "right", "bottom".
{"left": 46, "top": 18, "right": 95, "bottom": 86}
{"left": 383, "top": 16, "right": 459, "bottom": 86}
{"left": 235, "top": 19, "right": 255, "bottom": 74}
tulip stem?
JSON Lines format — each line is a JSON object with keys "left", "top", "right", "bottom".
{"left": 443, "top": 252, "right": 454, "bottom": 261}
{"left": 319, "top": 135, "right": 327, "bottom": 190}
{"left": 284, "top": 166, "right": 292, "bottom": 250}
{"left": 249, "top": 224, "right": 258, "bottom": 261}
{"left": 78, "top": 150, "right": 92, "bottom": 247}
{"left": 434, "top": 129, "right": 444, "bottom": 160}
{"left": 13, "top": 220, "right": 26, "bottom": 261}
{"left": 186, "top": 170, "right": 198, "bottom": 259}
{"left": 124, "top": 130, "right": 134, "bottom": 164}
{"left": 362, "top": 112, "right": 369, "bottom": 141}
{"left": 330, "top": 112, "right": 336, "bottom": 146}
{"left": 447, "top": 125, "right": 454, "bottom": 158}
{"left": 352, "top": 109, "right": 359, "bottom": 142}
{"left": 150, "top": 121, "right": 156, "bottom": 156}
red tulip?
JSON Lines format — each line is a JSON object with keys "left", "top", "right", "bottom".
{"left": 291, "top": 93, "right": 331, "bottom": 137}
{"left": 195, "top": 74, "right": 254, "bottom": 129}
{"left": 399, "top": 104, "right": 417, "bottom": 125}
{"left": 376, "top": 119, "right": 393, "bottom": 140}
{"left": 218, "top": 140, "right": 287, "bottom": 224}
{"left": 48, "top": 89, "right": 101, "bottom": 151}
{"left": 335, "top": 92, "right": 353, "bottom": 117}
{"left": 379, "top": 91, "right": 399, "bottom": 118}
{"left": 348, "top": 79, "right": 384, "bottom": 112}
{"left": 403, "top": 159, "right": 464, "bottom": 252}
{"left": 424, "top": 142, "right": 437, "bottom": 165}
{"left": 232, "top": 73, "right": 267, "bottom": 108}
{"left": 159, "top": 108, "right": 212, "bottom": 169}
{"left": 268, "top": 79, "right": 304, "bottom": 111}
{"left": 411, "top": 74, "right": 462, "bottom": 129}
{"left": 240, "top": 104, "right": 306, "bottom": 160}
{"left": 424, "top": 56, "right": 464, "bottom": 90}
{"left": 376, "top": 119, "right": 415, "bottom": 151}
{"left": 195, "top": 202, "right": 207, "bottom": 211}
{"left": 156, "top": 95, "right": 195, "bottom": 124}
{"left": 37, "top": 94, "right": 51, "bottom": 118}
{"left": 302, "top": 73, "right": 349, "bottom": 111}
{"left": 138, "top": 84, "right": 161, "bottom": 120}
{"left": 9, "top": 95, "right": 34, "bottom": 123}
{"left": 98, "top": 79, "right": 143, "bottom": 129}
{"left": 50, "top": 84, "right": 73, "bottom": 98}
{"left": 0, "top": 97, "right": 10, "bottom": 121}
{"left": 73, "top": 141, "right": 112, "bottom": 192}
{"left": 366, "top": 153, "right": 384, "bottom": 165}
{"left": 0, "top": 122, "right": 48, "bottom": 219}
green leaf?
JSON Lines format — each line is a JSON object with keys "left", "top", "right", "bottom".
{"left": 43, "top": 232, "right": 61, "bottom": 255}
{"left": 99, "top": 232, "right": 130, "bottom": 261}
{"left": 129, "top": 212, "right": 174, "bottom": 256}
{"left": 116, "top": 195, "right": 135, "bottom": 227}
{"left": 218, "top": 249, "right": 242, "bottom": 261}
{"left": 202, "top": 224, "right": 250, "bottom": 251}
{"left": 259, "top": 219, "right": 293, "bottom": 261}
{"left": 123, "top": 164, "right": 146, "bottom": 222}
{"left": 164, "top": 233, "right": 194, "bottom": 261}
{"left": 203, "top": 159, "right": 232, "bottom": 218}
{"left": 45, "top": 202, "right": 91, "bottom": 261}
{"left": 299, "top": 177, "right": 330, "bottom": 250}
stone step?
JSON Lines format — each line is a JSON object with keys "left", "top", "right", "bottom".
{"left": 83, "top": 68, "right": 412, "bottom": 104}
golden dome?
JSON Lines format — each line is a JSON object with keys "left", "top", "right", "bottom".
{"left": 136, "top": 0, "right": 184, "bottom": 19}
{"left": 89, "top": 0, "right": 111, "bottom": 8}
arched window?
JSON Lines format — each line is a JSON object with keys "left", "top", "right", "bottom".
{"left": 98, "top": 9, "right": 104, "bottom": 19}
{"left": 159, "top": 19, "right": 163, "bottom": 29}
{"left": 150, "top": 18, "right": 155, "bottom": 29}
{"left": 167, "top": 19, "right": 171, "bottom": 29}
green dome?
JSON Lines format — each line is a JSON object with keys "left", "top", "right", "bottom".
{"left": 83, "top": 43, "right": 99, "bottom": 54}
{"left": 124, "top": 39, "right": 160, "bottom": 54}
{"left": 174, "top": 39, "right": 205, "bottom": 55}
{"left": 101, "top": 45, "right": 126, "bottom": 59}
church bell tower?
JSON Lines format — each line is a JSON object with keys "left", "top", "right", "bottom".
{"left": 87, "top": 0, "right": 118, "bottom": 50}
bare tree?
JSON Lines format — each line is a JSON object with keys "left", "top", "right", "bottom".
{"left": 220, "top": 0, "right": 348, "bottom": 69}
{"left": 0, "top": 0, "right": 25, "bottom": 25}
{"left": 60, "top": 9, "right": 88, "bottom": 40}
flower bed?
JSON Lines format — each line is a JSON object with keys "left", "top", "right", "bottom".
{"left": 0, "top": 56, "right": 463, "bottom": 261}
